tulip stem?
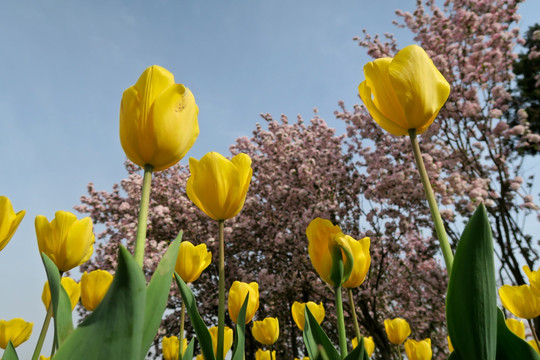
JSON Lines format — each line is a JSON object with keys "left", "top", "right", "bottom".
{"left": 408, "top": 129, "right": 453, "bottom": 275}
{"left": 397, "top": 345, "right": 403, "bottom": 360}
{"left": 31, "top": 304, "right": 54, "bottom": 360}
{"left": 334, "top": 285, "right": 348, "bottom": 358}
{"left": 179, "top": 300, "right": 186, "bottom": 359}
{"left": 347, "top": 288, "right": 362, "bottom": 343}
{"left": 528, "top": 319, "right": 540, "bottom": 353}
{"left": 216, "top": 220, "right": 226, "bottom": 360}
{"left": 134, "top": 164, "right": 154, "bottom": 267}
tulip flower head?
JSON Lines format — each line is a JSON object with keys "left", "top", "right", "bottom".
{"left": 208, "top": 326, "right": 233, "bottom": 358}
{"left": 352, "top": 336, "right": 375, "bottom": 357}
{"left": 0, "top": 196, "right": 25, "bottom": 252}
{"left": 0, "top": 318, "right": 33, "bottom": 349}
{"left": 404, "top": 338, "right": 432, "bottom": 360}
{"left": 162, "top": 336, "right": 187, "bottom": 360}
{"left": 80, "top": 270, "right": 114, "bottom": 311}
{"left": 35, "top": 211, "right": 95, "bottom": 272}
{"left": 505, "top": 318, "right": 526, "bottom": 339}
{"left": 187, "top": 152, "right": 252, "bottom": 221}
{"left": 228, "top": 281, "right": 259, "bottom": 324}
{"left": 291, "top": 301, "right": 325, "bottom": 331}
{"left": 42, "top": 277, "right": 81, "bottom": 312}
{"left": 175, "top": 241, "right": 212, "bottom": 283}
{"left": 499, "top": 284, "right": 540, "bottom": 319}
{"left": 255, "top": 349, "right": 276, "bottom": 360}
{"left": 120, "top": 65, "right": 199, "bottom": 171}
{"left": 384, "top": 318, "right": 411, "bottom": 345}
{"left": 524, "top": 265, "right": 540, "bottom": 296}
{"left": 342, "top": 236, "right": 371, "bottom": 288}
{"left": 358, "top": 44, "right": 450, "bottom": 136}
{"left": 252, "top": 317, "right": 279, "bottom": 346}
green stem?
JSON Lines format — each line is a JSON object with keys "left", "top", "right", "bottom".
{"left": 31, "top": 304, "right": 54, "bottom": 360}
{"left": 179, "top": 300, "right": 186, "bottom": 360}
{"left": 408, "top": 129, "right": 454, "bottom": 274}
{"left": 397, "top": 345, "right": 403, "bottom": 360}
{"left": 216, "top": 220, "right": 225, "bottom": 360}
{"left": 528, "top": 319, "right": 540, "bottom": 353}
{"left": 334, "top": 285, "right": 348, "bottom": 358}
{"left": 134, "top": 164, "right": 154, "bottom": 267}
{"left": 347, "top": 288, "right": 362, "bottom": 344}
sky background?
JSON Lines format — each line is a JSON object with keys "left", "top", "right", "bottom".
{"left": 0, "top": 0, "right": 539, "bottom": 358}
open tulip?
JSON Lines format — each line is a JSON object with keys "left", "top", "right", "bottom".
{"left": 505, "top": 318, "right": 525, "bottom": 339}
{"left": 352, "top": 336, "right": 375, "bottom": 357}
{"left": 0, "top": 196, "right": 25, "bottom": 252}
{"left": 35, "top": 211, "right": 95, "bottom": 272}
{"left": 342, "top": 236, "right": 371, "bottom": 288}
{"left": 291, "top": 301, "right": 325, "bottom": 331}
{"left": 162, "top": 336, "right": 188, "bottom": 360}
{"left": 358, "top": 44, "right": 450, "bottom": 136}
{"left": 252, "top": 317, "right": 279, "bottom": 346}
{"left": 228, "top": 281, "right": 259, "bottom": 324}
{"left": 208, "top": 326, "right": 233, "bottom": 358}
{"left": 120, "top": 65, "right": 199, "bottom": 171}
{"left": 0, "top": 318, "right": 33, "bottom": 349}
{"left": 384, "top": 318, "right": 411, "bottom": 345}
{"left": 187, "top": 152, "right": 252, "bottom": 221}
{"left": 306, "top": 218, "right": 355, "bottom": 287}
{"left": 404, "top": 338, "right": 432, "bottom": 360}
{"left": 80, "top": 270, "right": 113, "bottom": 311}
{"left": 255, "top": 349, "right": 276, "bottom": 360}
{"left": 524, "top": 265, "right": 540, "bottom": 296}
{"left": 175, "top": 241, "right": 212, "bottom": 283}
{"left": 42, "top": 277, "right": 81, "bottom": 312}
{"left": 499, "top": 284, "right": 540, "bottom": 319}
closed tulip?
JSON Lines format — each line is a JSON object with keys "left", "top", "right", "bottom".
{"left": 291, "top": 301, "right": 325, "bottom": 331}
{"left": 208, "top": 326, "right": 233, "bottom": 358}
{"left": 0, "top": 318, "right": 33, "bottom": 349}
{"left": 80, "top": 270, "right": 113, "bottom": 311}
{"left": 405, "top": 338, "right": 432, "bottom": 360}
{"left": 505, "top": 318, "right": 525, "bottom": 339}
{"left": 499, "top": 284, "right": 540, "bottom": 319}
{"left": 342, "top": 236, "right": 371, "bottom": 288}
{"left": 187, "top": 152, "right": 252, "bottom": 221}
{"left": 120, "top": 65, "right": 199, "bottom": 171}
{"left": 42, "top": 277, "right": 81, "bottom": 312}
{"left": 255, "top": 349, "right": 276, "bottom": 360}
{"left": 306, "top": 218, "right": 354, "bottom": 286}
{"left": 228, "top": 281, "right": 259, "bottom": 324}
{"left": 162, "top": 336, "right": 187, "bottom": 360}
{"left": 384, "top": 318, "right": 411, "bottom": 345}
{"left": 175, "top": 241, "right": 211, "bottom": 283}
{"left": 524, "top": 265, "right": 540, "bottom": 296}
{"left": 0, "top": 196, "right": 25, "bottom": 252}
{"left": 352, "top": 336, "right": 375, "bottom": 357}
{"left": 358, "top": 45, "right": 450, "bottom": 136}
{"left": 35, "top": 211, "right": 95, "bottom": 272}
{"left": 252, "top": 317, "right": 279, "bottom": 346}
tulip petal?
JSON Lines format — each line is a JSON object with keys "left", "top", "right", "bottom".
{"left": 119, "top": 86, "right": 144, "bottom": 167}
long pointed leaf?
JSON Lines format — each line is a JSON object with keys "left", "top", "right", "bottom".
{"left": 141, "top": 232, "right": 183, "bottom": 358}
{"left": 182, "top": 338, "right": 195, "bottom": 360}
{"left": 53, "top": 246, "right": 146, "bottom": 359}
{"left": 303, "top": 306, "right": 341, "bottom": 360}
{"left": 495, "top": 308, "right": 540, "bottom": 359}
{"left": 3, "top": 341, "right": 19, "bottom": 360}
{"left": 41, "top": 253, "right": 74, "bottom": 345}
{"left": 174, "top": 273, "right": 215, "bottom": 360}
{"left": 231, "top": 295, "right": 249, "bottom": 360}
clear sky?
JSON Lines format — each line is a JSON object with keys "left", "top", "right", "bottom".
{"left": 0, "top": 0, "right": 538, "bottom": 358}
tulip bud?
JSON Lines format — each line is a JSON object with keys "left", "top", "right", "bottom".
{"left": 252, "top": 317, "right": 279, "bottom": 346}
{"left": 0, "top": 318, "right": 33, "bottom": 349}
{"left": 384, "top": 318, "right": 411, "bottom": 345}
{"left": 162, "top": 336, "right": 188, "bottom": 360}
{"left": 404, "top": 338, "right": 432, "bottom": 360}
{"left": 0, "top": 196, "right": 25, "bottom": 252}
{"left": 175, "top": 241, "right": 211, "bottom": 283}
{"left": 255, "top": 349, "right": 276, "bottom": 360}
{"left": 42, "top": 277, "right": 81, "bottom": 313}
{"left": 81, "top": 270, "right": 114, "bottom": 311}
{"left": 352, "top": 336, "right": 375, "bottom": 357}
{"left": 291, "top": 301, "right": 325, "bottom": 331}
{"left": 228, "top": 281, "right": 259, "bottom": 324}
{"left": 208, "top": 326, "right": 233, "bottom": 358}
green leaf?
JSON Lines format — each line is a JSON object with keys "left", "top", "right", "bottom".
{"left": 446, "top": 204, "right": 497, "bottom": 360}
{"left": 41, "top": 253, "right": 74, "bottom": 346}
{"left": 337, "top": 240, "right": 354, "bottom": 287}
{"left": 53, "top": 246, "right": 146, "bottom": 359}
{"left": 448, "top": 351, "right": 462, "bottom": 360}
{"left": 3, "top": 341, "right": 19, "bottom": 360}
{"left": 495, "top": 308, "right": 540, "bottom": 360}
{"left": 141, "top": 231, "right": 183, "bottom": 358}
{"left": 182, "top": 338, "right": 195, "bottom": 360}
{"left": 231, "top": 294, "right": 249, "bottom": 360}
{"left": 174, "top": 273, "right": 216, "bottom": 360}
{"left": 302, "top": 306, "right": 341, "bottom": 360}
{"left": 344, "top": 336, "right": 369, "bottom": 360}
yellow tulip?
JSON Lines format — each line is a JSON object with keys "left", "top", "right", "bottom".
{"left": 384, "top": 318, "right": 411, "bottom": 345}
{"left": 404, "top": 338, "right": 432, "bottom": 360}
{"left": 35, "top": 211, "right": 95, "bottom": 272}
{"left": 42, "top": 277, "right": 81, "bottom": 312}
{"left": 358, "top": 44, "right": 450, "bottom": 136}
{"left": 499, "top": 284, "right": 540, "bottom": 319}
{"left": 505, "top": 318, "right": 525, "bottom": 339}
{"left": 352, "top": 336, "right": 375, "bottom": 357}
{"left": 294, "top": 358, "right": 310, "bottom": 360}
{"left": 291, "top": 301, "right": 325, "bottom": 331}
{"left": 447, "top": 336, "right": 453, "bottom": 353}
{"left": 524, "top": 265, "right": 540, "bottom": 296}
{"left": 255, "top": 349, "right": 276, "bottom": 360}
{"left": 80, "top": 270, "right": 114, "bottom": 311}
{"left": 208, "top": 326, "right": 233, "bottom": 358}
{"left": 39, "top": 356, "right": 50, "bottom": 360}
{"left": 0, "top": 196, "right": 25, "bottom": 252}
{"left": 306, "top": 218, "right": 354, "bottom": 286}
{"left": 0, "top": 318, "right": 33, "bottom": 349}
{"left": 162, "top": 336, "right": 188, "bottom": 360}
{"left": 342, "top": 236, "right": 371, "bottom": 288}
{"left": 175, "top": 241, "right": 212, "bottom": 283}
{"left": 187, "top": 152, "right": 252, "bottom": 221}
{"left": 119, "top": 65, "right": 199, "bottom": 171}
{"left": 529, "top": 339, "right": 540, "bottom": 354}
{"left": 228, "top": 281, "right": 259, "bottom": 324}
{"left": 252, "top": 317, "right": 279, "bottom": 346}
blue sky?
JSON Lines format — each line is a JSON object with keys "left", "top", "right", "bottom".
{"left": 0, "top": 0, "right": 538, "bottom": 358}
